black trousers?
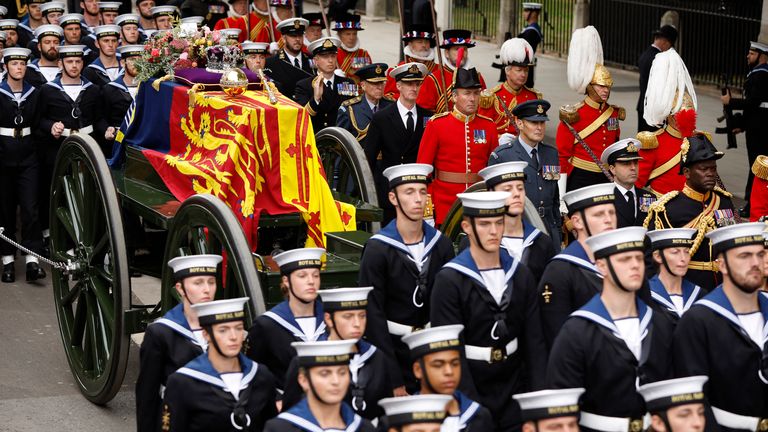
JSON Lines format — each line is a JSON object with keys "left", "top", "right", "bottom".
{"left": 566, "top": 167, "right": 610, "bottom": 192}
{"left": 744, "top": 129, "right": 760, "bottom": 209}
{"left": 0, "top": 164, "right": 44, "bottom": 256}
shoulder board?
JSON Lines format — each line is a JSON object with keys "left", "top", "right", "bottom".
{"left": 476, "top": 113, "right": 495, "bottom": 123}
{"left": 491, "top": 83, "right": 503, "bottom": 94}
{"left": 430, "top": 112, "right": 450, "bottom": 121}
{"left": 752, "top": 156, "right": 768, "bottom": 181}
{"left": 636, "top": 129, "right": 662, "bottom": 149}
{"left": 479, "top": 89, "right": 495, "bottom": 109}
{"left": 342, "top": 95, "right": 362, "bottom": 107}
{"left": 559, "top": 103, "right": 581, "bottom": 123}
{"left": 612, "top": 105, "right": 626, "bottom": 121}
{"left": 714, "top": 186, "right": 733, "bottom": 197}
{"left": 524, "top": 85, "right": 542, "bottom": 99}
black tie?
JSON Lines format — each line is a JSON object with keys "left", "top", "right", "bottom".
{"left": 406, "top": 111, "right": 414, "bottom": 134}
{"left": 625, "top": 190, "right": 635, "bottom": 216}
{"left": 373, "top": 104, "right": 378, "bottom": 113}
{"left": 293, "top": 57, "right": 300, "bottom": 69}
{"left": 530, "top": 148, "right": 540, "bottom": 172}
{"left": 326, "top": 80, "right": 333, "bottom": 92}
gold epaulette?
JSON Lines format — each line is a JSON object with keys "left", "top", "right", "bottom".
{"left": 613, "top": 105, "right": 626, "bottom": 121}
{"left": 642, "top": 191, "right": 680, "bottom": 229}
{"left": 714, "top": 186, "right": 732, "bottom": 197}
{"left": 752, "top": 155, "right": 768, "bottom": 180}
{"left": 430, "top": 111, "right": 450, "bottom": 121}
{"left": 341, "top": 95, "right": 361, "bottom": 107}
{"left": 382, "top": 95, "right": 395, "bottom": 102}
{"left": 479, "top": 89, "right": 495, "bottom": 109}
{"left": 491, "top": 83, "right": 503, "bottom": 93}
{"left": 636, "top": 129, "right": 663, "bottom": 150}
{"left": 525, "top": 85, "right": 542, "bottom": 99}
{"left": 559, "top": 103, "right": 581, "bottom": 123}
{"left": 477, "top": 113, "right": 494, "bottom": 122}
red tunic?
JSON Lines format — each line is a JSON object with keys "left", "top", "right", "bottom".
{"left": 478, "top": 82, "right": 541, "bottom": 135}
{"left": 750, "top": 158, "right": 768, "bottom": 221}
{"left": 383, "top": 58, "right": 437, "bottom": 100}
{"left": 555, "top": 97, "right": 623, "bottom": 175}
{"left": 337, "top": 48, "right": 372, "bottom": 82}
{"left": 213, "top": 12, "right": 280, "bottom": 43}
{"left": 635, "top": 124, "right": 687, "bottom": 196}
{"left": 416, "top": 65, "right": 487, "bottom": 113}
{"left": 416, "top": 110, "right": 498, "bottom": 225}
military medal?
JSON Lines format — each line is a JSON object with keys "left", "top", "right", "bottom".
{"left": 714, "top": 209, "right": 736, "bottom": 227}
{"left": 473, "top": 129, "right": 486, "bottom": 145}
{"left": 606, "top": 117, "right": 619, "bottom": 131}
{"left": 638, "top": 196, "right": 655, "bottom": 212}
{"left": 542, "top": 165, "right": 560, "bottom": 180}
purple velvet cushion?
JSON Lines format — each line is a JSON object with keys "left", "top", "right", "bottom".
{"left": 174, "top": 67, "right": 261, "bottom": 85}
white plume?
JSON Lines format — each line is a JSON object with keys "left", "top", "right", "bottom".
{"left": 643, "top": 48, "right": 697, "bottom": 127}
{"left": 499, "top": 38, "right": 534, "bottom": 65}
{"left": 567, "top": 26, "right": 604, "bottom": 93}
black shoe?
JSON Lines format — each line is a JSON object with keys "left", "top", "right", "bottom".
{"left": 2, "top": 263, "right": 15, "bottom": 283}
{"left": 26, "top": 262, "right": 46, "bottom": 282}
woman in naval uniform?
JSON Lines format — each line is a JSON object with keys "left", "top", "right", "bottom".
{"left": 162, "top": 297, "right": 278, "bottom": 431}
{"left": 264, "top": 340, "right": 375, "bottom": 431}
{"left": 246, "top": 248, "right": 328, "bottom": 401}
{"left": 135, "top": 254, "right": 222, "bottom": 432}
{"left": 646, "top": 229, "right": 704, "bottom": 321}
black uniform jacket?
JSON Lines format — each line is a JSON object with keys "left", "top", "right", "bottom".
{"left": 24, "top": 60, "right": 59, "bottom": 88}
{"left": 294, "top": 74, "right": 357, "bottom": 132}
{"left": 100, "top": 76, "right": 134, "bottom": 130}
{"left": 614, "top": 185, "right": 655, "bottom": 228}
{"left": 336, "top": 94, "right": 394, "bottom": 141}
{"left": 82, "top": 57, "right": 121, "bottom": 87}
{"left": 647, "top": 275, "right": 703, "bottom": 323}
{"left": 729, "top": 63, "right": 768, "bottom": 136}
{"left": 503, "top": 220, "right": 556, "bottom": 284}
{"left": 0, "top": 81, "right": 38, "bottom": 167}
{"left": 548, "top": 295, "right": 674, "bottom": 420}
{"left": 265, "top": 50, "right": 313, "bottom": 101}
{"left": 282, "top": 339, "right": 390, "bottom": 420}
{"left": 673, "top": 287, "right": 768, "bottom": 427}
{"left": 360, "top": 220, "right": 454, "bottom": 391}
{"left": 163, "top": 353, "right": 277, "bottom": 432}
{"left": 136, "top": 304, "right": 206, "bottom": 432}
{"left": 636, "top": 45, "right": 661, "bottom": 125}
{"left": 245, "top": 300, "right": 328, "bottom": 393}
{"left": 263, "top": 399, "right": 375, "bottom": 432}
{"left": 431, "top": 248, "right": 548, "bottom": 430}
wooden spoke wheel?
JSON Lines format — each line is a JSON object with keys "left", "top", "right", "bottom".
{"left": 50, "top": 134, "right": 130, "bottom": 405}
{"left": 160, "top": 194, "right": 266, "bottom": 321}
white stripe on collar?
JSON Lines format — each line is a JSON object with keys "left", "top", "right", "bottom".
{"left": 262, "top": 311, "right": 327, "bottom": 342}
{"left": 370, "top": 229, "right": 442, "bottom": 260}
{"left": 277, "top": 412, "right": 362, "bottom": 432}
{"left": 551, "top": 253, "right": 603, "bottom": 278}
{"left": 459, "top": 401, "right": 480, "bottom": 425}
{"left": 443, "top": 259, "right": 519, "bottom": 290}
{"left": 177, "top": 366, "right": 226, "bottom": 388}
{"left": 571, "top": 309, "right": 619, "bottom": 333}
{"left": 0, "top": 86, "right": 33, "bottom": 104}
{"left": 650, "top": 290, "right": 677, "bottom": 315}
{"left": 153, "top": 318, "right": 207, "bottom": 348}
{"left": 522, "top": 228, "right": 541, "bottom": 249}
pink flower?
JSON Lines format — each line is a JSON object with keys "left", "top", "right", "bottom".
{"left": 179, "top": 52, "right": 189, "bottom": 60}
{"left": 151, "top": 48, "right": 160, "bottom": 57}
{"left": 211, "top": 30, "right": 221, "bottom": 43}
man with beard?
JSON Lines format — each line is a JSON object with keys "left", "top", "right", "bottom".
{"left": 23, "top": 2, "right": 64, "bottom": 57}
{"left": 383, "top": 25, "right": 437, "bottom": 100}
{"left": 674, "top": 222, "right": 768, "bottom": 432}
{"left": 332, "top": 14, "right": 372, "bottom": 82}
{"left": 137, "top": 0, "right": 157, "bottom": 30}
{"left": 265, "top": 18, "right": 313, "bottom": 99}
{"left": 83, "top": 25, "right": 121, "bottom": 85}
{"left": 80, "top": 0, "right": 101, "bottom": 28}
{"left": 25, "top": 24, "right": 62, "bottom": 87}
{"left": 115, "top": 13, "right": 142, "bottom": 45}
{"left": 0, "top": 19, "right": 22, "bottom": 47}
{"left": 101, "top": 44, "right": 140, "bottom": 149}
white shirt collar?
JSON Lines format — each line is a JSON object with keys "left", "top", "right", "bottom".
{"left": 397, "top": 99, "right": 417, "bottom": 125}
{"left": 614, "top": 182, "right": 636, "bottom": 198}
{"left": 285, "top": 50, "right": 302, "bottom": 65}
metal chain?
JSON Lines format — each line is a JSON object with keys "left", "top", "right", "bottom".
{"left": 0, "top": 227, "right": 74, "bottom": 271}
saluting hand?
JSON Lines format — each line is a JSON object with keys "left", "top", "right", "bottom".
{"left": 51, "top": 121, "right": 64, "bottom": 139}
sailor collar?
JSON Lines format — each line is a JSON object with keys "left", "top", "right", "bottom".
{"left": 47, "top": 76, "right": 93, "bottom": 93}
{"left": 551, "top": 240, "right": 602, "bottom": 277}
{"left": 153, "top": 303, "right": 206, "bottom": 348}
{"left": 443, "top": 247, "right": 519, "bottom": 291}
{"left": 571, "top": 294, "right": 652, "bottom": 338}
{"left": 0, "top": 80, "right": 34, "bottom": 104}
{"left": 262, "top": 300, "right": 328, "bottom": 342}
{"left": 453, "top": 390, "right": 482, "bottom": 426}
{"left": 748, "top": 63, "right": 768, "bottom": 78}
{"left": 107, "top": 76, "right": 129, "bottom": 92}
{"left": 648, "top": 275, "right": 700, "bottom": 316}
{"left": 176, "top": 352, "right": 257, "bottom": 397}
{"left": 370, "top": 219, "right": 442, "bottom": 259}
{"left": 521, "top": 220, "right": 542, "bottom": 248}
{"left": 278, "top": 398, "right": 363, "bottom": 432}
{"left": 87, "top": 57, "right": 122, "bottom": 76}
{"left": 696, "top": 285, "right": 768, "bottom": 348}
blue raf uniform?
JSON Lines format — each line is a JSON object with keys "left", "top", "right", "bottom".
{"left": 336, "top": 63, "right": 394, "bottom": 142}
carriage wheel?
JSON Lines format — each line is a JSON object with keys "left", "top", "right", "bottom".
{"left": 160, "top": 194, "right": 266, "bottom": 321}
{"left": 50, "top": 134, "right": 130, "bottom": 405}
{"left": 315, "top": 127, "right": 380, "bottom": 232}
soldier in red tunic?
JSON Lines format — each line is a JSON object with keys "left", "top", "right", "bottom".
{"left": 213, "top": 0, "right": 284, "bottom": 44}
{"left": 383, "top": 25, "right": 438, "bottom": 100}
{"left": 417, "top": 67, "right": 498, "bottom": 225}
{"left": 749, "top": 155, "right": 768, "bottom": 221}
{"left": 332, "top": 14, "right": 372, "bottom": 83}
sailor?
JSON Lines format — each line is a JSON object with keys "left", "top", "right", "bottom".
{"left": 360, "top": 163, "right": 454, "bottom": 395}
{"left": 37, "top": 2, "right": 65, "bottom": 28}
{"left": 363, "top": 63, "right": 431, "bottom": 223}
{"left": 152, "top": 6, "right": 180, "bottom": 31}
{"left": 479, "top": 38, "right": 541, "bottom": 138}
{"left": 219, "top": 27, "right": 242, "bottom": 42}
{"left": 600, "top": 138, "right": 655, "bottom": 227}
{"left": 82, "top": 25, "right": 122, "bottom": 85}
{"left": 337, "top": 62, "right": 394, "bottom": 142}
{"left": 383, "top": 24, "right": 437, "bottom": 100}
{"left": 332, "top": 14, "right": 372, "bottom": 82}
{"left": 488, "top": 99, "right": 563, "bottom": 251}
{"left": 282, "top": 287, "right": 390, "bottom": 420}
{"left": 101, "top": 44, "right": 141, "bottom": 146}
{"left": 59, "top": 14, "right": 98, "bottom": 64}
{"left": 537, "top": 183, "right": 617, "bottom": 349}
{"left": 24, "top": 24, "right": 62, "bottom": 87}
{"left": 265, "top": 18, "right": 313, "bottom": 99}
{"left": 115, "top": 13, "right": 142, "bottom": 45}
{"left": 0, "top": 19, "right": 22, "bottom": 47}
{"left": 0, "top": 47, "right": 46, "bottom": 284}
{"left": 513, "top": 388, "right": 584, "bottom": 432}
{"left": 20, "top": 0, "right": 45, "bottom": 37}
{"left": 673, "top": 222, "right": 768, "bottom": 432}
{"left": 517, "top": 2, "right": 542, "bottom": 88}
{"left": 162, "top": 297, "right": 278, "bottom": 431}
{"left": 636, "top": 48, "right": 697, "bottom": 196}
{"left": 294, "top": 36, "right": 358, "bottom": 131}
{"left": 749, "top": 155, "right": 768, "bottom": 221}
{"left": 431, "top": 191, "right": 548, "bottom": 431}
{"left": 547, "top": 226, "right": 674, "bottom": 432}
{"left": 213, "top": 0, "right": 281, "bottom": 44}
{"left": 478, "top": 160, "right": 557, "bottom": 283}
{"left": 263, "top": 340, "right": 376, "bottom": 432}
{"left": 556, "top": 26, "right": 624, "bottom": 192}
{"left": 21, "top": 2, "right": 64, "bottom": 59}
{"left": 645, "top": 228, "right": 703, "bottom": 321}
{"left": 638, "top": 376, "right": 708, "bottom": 432}
{"left": 416, "top": 67, "right": 498, "bottom": 226}
{"left": 137, "top": 0, "right": 157, "bottom": 31}
{"left": 378, "top": 395, "right": 452, "bottom": 432}
{"left": 81, "top": 0, "right": 102, "bottom": 28}
{"left": 643, "top": 133, "right": 736, "bottom": 292}
{"left": 98, "top": 2, "right": 121, "bottom": 25}
{"left": 401, "top": 325, "right": 495, "bottom": 431}
{"left": 135, "top": 254, "right": 222, "bottom": 432}
{"left": 245, "top": 248, "right": 328, "bottom": 400}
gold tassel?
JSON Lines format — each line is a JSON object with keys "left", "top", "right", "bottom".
{"left": 151, "top": 74, "right": 173, "bottom": 91}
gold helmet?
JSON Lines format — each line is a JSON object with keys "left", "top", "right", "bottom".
{"left": 590, "top": 64, "right": 613, "bottom": 88}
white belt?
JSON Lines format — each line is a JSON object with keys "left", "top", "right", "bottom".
{"left": 61, "top": 125, "right": 93, "bottom": 137}
{"left": 579, "top": 411, "right": 649, "bottom": 432}
{"left": 387, "top": 320, "right": 429, "bottom": 337}
{"left": 0, "top": 127, "right": 30, "bottom": 138}
{"left": 712, "top": 406, "right": 767, "bottom": 431}
{"left": 759, "top": 102, "right": 768, "bottom": 109}
{"left": 464, "top": 338, "right": 517, "bottom": 363}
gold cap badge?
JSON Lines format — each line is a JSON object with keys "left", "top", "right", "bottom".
{"left": 375, "top": 65, "right": 382, "bottom": 74}
{"left": 626, "top": 143, "right": 638, "bottom": 153}
{"left": 293, "top": 20, "right": 301, "bottom": 28}
{"left": 536, "top": 104, "right": 544, "bottom": 114}
{"left": 408, "top": 64, "right": 419, "bottom": 74}
{"left": 322, "top": 39, "right": 334, "bottom": 48}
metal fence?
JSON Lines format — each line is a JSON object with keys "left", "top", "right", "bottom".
{"left": 452, "top": 0, "right": 504, "bottom": 39}
{"left": 537, "top": 0, "right": 573, "bottom": 56}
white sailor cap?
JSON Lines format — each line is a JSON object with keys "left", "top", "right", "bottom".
{"left": 638, "top": 376, "right": 707, "bottom": 413}
{"left": 40, "top": 2, "right": 66, "bottom": 14}
{"left": 59, "top": 13, "right": 84, "bottom": 26}
{"left": 562, "top": 183, "right": 615, "bottom": 214}
{"left": 167, "top": 254, "right": 223, "bottom": 281}
{"left": 522, "top": 2, "right": 542, "bottom": 10}
{"left": 219, "top": 28, "right": 241, "bottom": 40}
{"left": 117, "top": 44, "right": 143, "bottom": 58}
{"left": 308, "top": 36, "right": 340, "bottom": 55}
{"left": 318, "top": 287, "right": 373, "bottom": 311}
{"left": 600, "top": 138, "right": 642, "bottom": 165}
{"left": 93, "top": 24, "right": 120, "bottom": 38}
{"left": 58, "top": 44, "right": 86, "bottom": 57}
{"left": 180, "top": 16, "right": 204, "bottom": 26}
{"left": 706, "top": 222, "right": 767, "bottom": 256}
{"left": 479, "top": 161, "right": 527, "bottom": 189}
{"left": 3, "top": 47, "right": 31, "bottom": 61}
{"left": 242, "top": 41, "right": 270, "bottom": 55}
{"left": 585, "top": 226, "right": 647, "bottom": 259}
{"left": 750, "top": 41, "right": 768, "bottom": 54}
{"left": 0, "top": 6, "right": 7, "bottom": 17}
{"left": 379, "top": 395, "right": 452, "bottom": 426}
{"left": 34, "top": 24, "right": 63, "bottom": 39}
{"left": 115, "top": 13, "right": 140, "bottom": 26}
{"left": 292, "top": 340, "right": 357, "bottom": 367}
{"left": 513, "top": 388, "right": 584, "bottom": 421}
{"left": 457, "top": 191, "right": 511, "bottom": 218}
{"left": 98, "top": 1, "right": 121, "bottom": 12}
{"left": 646, "top": 228, "right": 697, "bottom": 250}
{"left": 191, "top": 297, "right": 249, "bottom": 327}
{"left": 276, "top": 17, "right": 308, "bottom": 35}
{"left": 151, "top": 5, "right": 179, "bottom": 17}
{"left": 273, "top": 247, "right": 325, "bottom": 275}
{"left": 389, "top": 61, "right": 429, "bottom": 81}
{"left": 401, "top": 324, "right": 464, "bottom": 359}
{"left": 0, "top": 19, "right": 20, "bottom": 31}
{"left": 382, "top": 163, "right": 433, "bottom": 189}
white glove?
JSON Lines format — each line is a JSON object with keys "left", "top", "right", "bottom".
{"left": 557, "top": 173, "right": 569, "bottom": 214}
{"left": 499, "top": 133, "right": 517, "bottom": 146}
{"left": 269, "top": 42, "right": 279, "bottom": 54}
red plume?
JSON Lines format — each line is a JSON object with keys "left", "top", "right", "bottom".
{"left": 674, "top": 109, "right": 697, "bottom": 137}
{"left": 456, "top": 47, "right": 466, "bottom": 69}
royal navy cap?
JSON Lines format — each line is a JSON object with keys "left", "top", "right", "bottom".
{"left": 273, "top": 248, "right": 325, "bottom": 275}
{"left": 585, "top": 226, "right": 647, "bottom": 259}
{"left": 332, "top": 14, "right": 363, "bottom": 31}
{"left": 382, "top": 163, "right": 433, "bottom": 189}
{"left": 479, "top": 161, "right": 527, "bottom": 189}
{"left": 522, "top": 2, "right": 542, "bottom": 10}
{"left": 454, "top": 67, "right": 482, "bottom": 89}
{"left": 219, "top": 28, "right": 241, "bottom": 40}
{"left": 680, "top": 132, "right": 723, "bottom": 173}
{"left": 751, "top": 41, "right": 768, "bottom": 54}
{"left": 402, "top": 325, "right": 464, "bottom": 359}
{"left": 192, "top": 297, "right": 249, "bottom": 327}
{"left": 276, "top": 17, "right": 308, "bottom": 35}
{"left": 34, "top": 24, "right": 63, "bottom": 39}
{"left": 303, "top": 12, "right": 324, "bottom": 28}
{"left": 638, "top": 376, "right": 707, "bottom": 414}
{"left": 40, "top": 2, "right": 65, "bottom": 14}
{"left": 58, "top": 44, "right": 86, "bottom": 57}
{"left": 318, "top": 287, "right": 372, "bottom": 311}
{"left": 168, "top": 254, "right": 223, "bottom": 281}
{"left": 0, "top": 19, "right": 19, "bottom": 30}
{"left": 98, "top": 1, "right": 121, "bottom": 12}
{"left": 242, "top": 41, "right": 269, "bottom": 55}
{"left": 512, "top": 99, "right": 550, "bottom": 121}
{"left": 115, "top": 13, "right": 140, "bottom": 26}
{"left": 59, "top": 13, "right": 83, "bottom": 27}
{"left": 440, "top": 29, "right": 475, "bottom": 48}
{"left": 562, "top": 183, "right": 615, "bottom": 214}
{"left": 3, "top": 47, "right": 31, "bottom": 61}
{"left": 379, "top": 395, "right": 452, "bottom": 426}
{"left": 706, "top": 222, "right": 767, "bottom": 256}
{"left": 457, "top": 191, "right": 511, "bottom": 218}
{"left": 646, "top": 228, "right": 696, "bottom": 250}
{"left": 151, "top": 5, "right": 179, "bottom": 17}
{"left": 180, "top": 16, "right": 204, "bottom": 26}
{"left": 292, "top": 340, "right": 357, "bottom": 368}
{"left": 354, "top": 62, "right": 388, "bottom": 82}
{"left": 308, "top": 36, "right": 340, "bottom": 55}
{"left": 389, "top": 62, "right": 428, "bottom": 82}
{"left": 514, "top": 388, "right": 584, "bottom": 421}
{"left": 93, "top": 24, "right": 120, "bottom": 38}
{"left": 117, "top": 44, "right": 143, "bottom": 58}
{"left": 600, "top": 138, "right": 642, "bottom": 165}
